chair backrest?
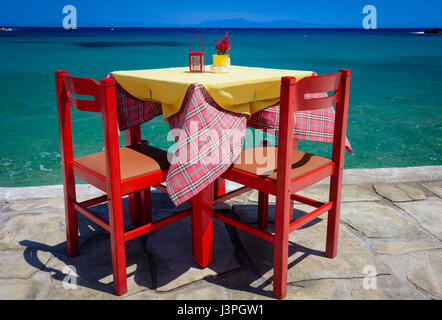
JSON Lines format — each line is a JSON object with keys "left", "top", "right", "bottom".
{"left": 63, "top": 74, "right": 103, "bottom": 112}
{"left": 294, "top": 72, "right": 342, "bottom": 111}
{"left": 55, "top": 70, "right": 121, "bottom": 184}
{"left": 278, "top": 69, "right": 351, "bottom": 188}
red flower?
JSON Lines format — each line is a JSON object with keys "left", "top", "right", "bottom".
{"left": 214, "top": 31, "right": 231, "bottom": 55}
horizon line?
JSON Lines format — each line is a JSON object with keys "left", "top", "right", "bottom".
{"left": 1, "top": 26, "right": 437, "bottom": 29}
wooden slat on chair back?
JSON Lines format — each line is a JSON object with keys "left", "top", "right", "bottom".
{"left": 63, "top": 75, "right": 102, "bottom": 113}
{"left": 294, "top": 72, "right": 342, "bottom": 111}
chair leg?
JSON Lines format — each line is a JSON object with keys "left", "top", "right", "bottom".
{"left": 65, "top": 197, "right": 79, "bottom": 257}
{"left": 64, "top": 180, "right": 79, "bottom": 257}
{"left": 128, "top": 192, "right": 142, "bottom": 225}
{"left": 258, "top": 191, "right": 269, "bottom": 229}
{"left": 108, "top": 196, "right": 127, "bottom": 295}
{"left": 326, "top": 172, "right": 343, "bottom": 258}
{"left": 214, "top": 178, "right": 226, "bottom": 198}
{"left": 289, "top": 199, "right": 294, "bottom": 222}
{"left": 273, "top": 191, "right": 291, "bottom": 299}
{"left": 139, "top": 188, "right": 152, "bottom": 225}
{"left": 128, "top": 188, "right": 152, "bottom": 225}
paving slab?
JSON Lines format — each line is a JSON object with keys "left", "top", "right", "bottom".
{"left": 373, "top": 241, "right": 442, "bottom": 256}
{"left": 286, "top": 281, "right": 339, "bottom": 300}
{"left": 340, "top": 202, "right": 433, "bottom": 240}
{"left": 346, "top": 286, "right": 388, "bottom": 300}
{"left": 419, "top": 181, "right": 442, "bottom": 198}
{"left": 0, "top": 185, "right": 105, "bottom": 201}
{"left": 236, "top": 217, "right": 391, "bottom": 287}
{"left": 373, "top": 183, "right": 426, "bottom": 202}
{"left": 0, "top": 278, "right": 46, "bottom": 300}
{"left": 9, "top": 198, "right": 66, "bottom": 211}
{"left": 0, "top": 270, "right": 51, "bottom": 300}
{"left": 47, "top": 236, "right": 154, "bottom": 298}
{"left": 395, "top": 198, "right": 442, "bottom": 240}
{"left": 0, "top": 210, "right": 107, "bottom": 253}
{"left": 126, "top": 282, "right": 230, "bottom": 300}
{"left": 0, "top": 249, "right": 52, "bottom": 279}
{"left": 297, "top": 184, "right": 382, "bottom": 203}
{"left": 0, "top": 211, "right": 67, "bottom": 251}
{"left": 407, "top": 251, "right": 442, "bottom": 298}
{"left": 145, "top": 216, "right": 241, "bottom": 292}
{"left": 395, "top": 183, "right": 427, "bottom": 200}
{"left": 247, "top": 184, "right": 381, "bottom": 204}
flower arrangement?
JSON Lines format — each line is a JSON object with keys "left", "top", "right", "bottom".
{"left": 211, "top": 31, "right": 231, "bottom": 72}
{"left": 215, "top": 31, "right": 231, "bottom": 55}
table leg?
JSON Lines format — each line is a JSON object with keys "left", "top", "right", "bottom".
{"left": 191, "top": 183, "right": 214, "bottom": 267}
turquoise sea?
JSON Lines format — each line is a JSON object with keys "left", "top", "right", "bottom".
{"left": 0, "top": 28, "right": 441, "bottom": 187}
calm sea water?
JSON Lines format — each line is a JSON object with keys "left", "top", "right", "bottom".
{"left": 0, "top": 28, "right": 441, "bottom": 187}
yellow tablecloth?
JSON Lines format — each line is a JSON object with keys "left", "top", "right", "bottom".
{"left": 111, "top": 65, "right": 313, "bottom": 120}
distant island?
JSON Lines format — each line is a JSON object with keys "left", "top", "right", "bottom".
{"left": 185, "top": 18, "right": 325, "bottom": 28}
{"left": 425, "top": 28, "right": 442, "bottom": 34}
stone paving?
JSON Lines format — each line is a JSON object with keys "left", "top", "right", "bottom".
{"left": 0, "top": 167, "right": 441, "bottom": 300}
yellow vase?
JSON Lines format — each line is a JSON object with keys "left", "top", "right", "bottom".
{"left": 213, "top": 54, "right": 230, "bottom": 67}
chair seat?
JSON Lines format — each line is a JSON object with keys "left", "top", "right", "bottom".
{"left": 74, "top": 143, "right": 170, "bottom": 180}
{"left": 233, "top": 146, "right": 332, "bottom": 180}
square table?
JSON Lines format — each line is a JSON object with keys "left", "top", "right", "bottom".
{"left": 110, "top": 65, "right": 352, "bottom": 267}
{"left": 111, "top": 66, "right": 352, "bottom": 205}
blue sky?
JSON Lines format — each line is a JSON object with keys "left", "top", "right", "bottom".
{"left": 1, "top": 0, "right": 441, "bottom": 27}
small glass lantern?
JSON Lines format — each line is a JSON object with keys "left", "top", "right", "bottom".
{"left": 189, "top": 35, "right": 205, "bottom": 73}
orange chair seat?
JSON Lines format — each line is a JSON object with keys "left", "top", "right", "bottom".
{"left": 233, "top": 146, "right": 332, "bottom": 180}
{"left": 74, "top": 144, "right": 170, "bottom": 180}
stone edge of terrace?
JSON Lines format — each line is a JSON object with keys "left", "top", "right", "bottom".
{"left": 0, "top": 165, "right": 441, "bottom": 201}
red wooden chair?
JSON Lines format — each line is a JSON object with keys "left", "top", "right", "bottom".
{"left": 218, "top": 69, "right": 351, "bottom": 299}
{"left": 55, "top": 70, "right": 191, "bottom": 295}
